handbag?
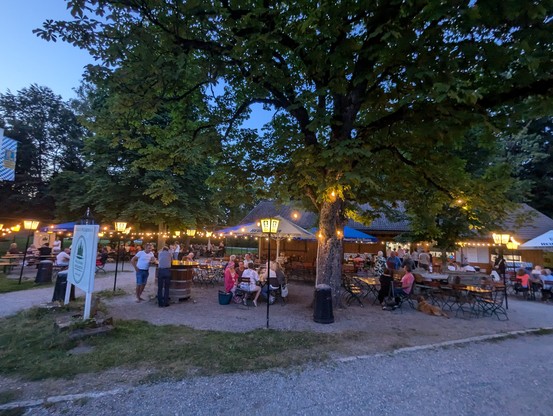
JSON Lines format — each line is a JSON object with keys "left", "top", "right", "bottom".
{"left": 281, "top": 284, "right": 289, "bottom": 298}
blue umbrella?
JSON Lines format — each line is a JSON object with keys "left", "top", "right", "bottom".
{"left": 39, "top": 222, "right": 76, "bottom": 232}
{"left": 310, "top": 226, "right": 377, "bottom": 242}
{"left": 343, "top": 226, "right": 377, "bottom": 242}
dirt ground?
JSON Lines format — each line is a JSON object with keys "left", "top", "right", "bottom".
{"left": 1, "top": 276, "right": 552, "bottom": 405}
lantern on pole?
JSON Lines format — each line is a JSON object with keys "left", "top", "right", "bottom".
{"left": 260, "top": 217, "right": 280, "bottom": 328}
{"left": 113, "top": 221, "right": 127, "bottom": 291}
{"left": 18, "top": 220, "right": 40, "bottom": 284}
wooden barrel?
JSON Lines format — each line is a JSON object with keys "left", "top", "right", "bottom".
{"left": 169, "top": 264, "right": 195, "bottom": 301}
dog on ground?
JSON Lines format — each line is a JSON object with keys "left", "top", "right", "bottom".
{"left": 417, "top": 296, "right": 449, "bottom": 318}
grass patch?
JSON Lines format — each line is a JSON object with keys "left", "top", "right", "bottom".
{"left": 0, "top": 276, "right": 51, "bottom": 294}
{"left": 0, "top": 306, "right": 341, "bottom": 381}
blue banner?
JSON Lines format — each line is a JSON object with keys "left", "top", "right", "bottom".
{"left": 0, "top": 134, "right": 17, "bottom": 181}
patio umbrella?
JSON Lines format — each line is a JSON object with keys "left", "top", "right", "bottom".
{"left": 39, "top": 222, "right": 76, "bottom": 233}
{"left": 519, "top": 230, "right": 553, "bottom": 249}
{"left": 310, "top": 226, "right": 377, "bottom": 242}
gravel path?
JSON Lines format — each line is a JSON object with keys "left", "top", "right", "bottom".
{"left": 20, "top": 332, "right": 553, "bottom": 416}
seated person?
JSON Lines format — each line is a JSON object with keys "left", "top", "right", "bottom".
{"left": 260, "top": 261, "right": 278, "bottom": 301}
{"left": 7, "top": 243, "right": 19, "bottom": 254}
{"left": 38, "top": 243, "right": 52, "bottom": 259}
{"left": 274, "top": 262, "right": 286, "bottom": 285}
{"left": 540, "top": 269, "right": 553, "bottom": 301}
{"left": 461, "top": 263, "right": 476, "bottom": 272}
{"left": 224, "top": 263, "right": 238, "bottom": 295}
{"left": 240, "top": 263, "right": 261, "bottom": 306}
{"left": 514, "top": 268, "right": 531, "bottom": 297}
{"left": 447, "top": 261, "right": 460, "bottom": 271}
{"left": 27, "top": 244, "right": 37, "bottom": 255}
{"left": 56, "top": 248, "right": 71, "bottom": 267}
{"left": 393, "top": 264, "right": 415, "bottom": 299}
{"left": 97, "top": 248, "right": 109, "bottom": 265}
{"left": 236, "top": 261, "right": 246, "bottom": 278}
{"left": 531, "top": 265, "right": 543, "bottom": 279}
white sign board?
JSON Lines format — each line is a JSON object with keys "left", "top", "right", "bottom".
{"left": 68, "top": 224, "right": 99, "bottom": 293}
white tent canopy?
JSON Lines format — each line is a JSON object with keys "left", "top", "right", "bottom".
{"left": 519, "top": 230, "right": 553, "bottom": 249}
{"left": 220, "top": 216, "right": 316, "bottom": 258}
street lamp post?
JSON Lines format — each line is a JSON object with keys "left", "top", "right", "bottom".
{"left": 493, "top": 233, "right": 512, "bottom": 309}
{"left": 260, "top": 217, "right": 280, "bottom": 329}
{"left": 505, "top": 237, "right": 520, "bottom": 310}
{"left": 18, "top": 220, "right": 40, "bottom": 284}
{"left": 113, "top": 221, "right": 127, "bottom": 291}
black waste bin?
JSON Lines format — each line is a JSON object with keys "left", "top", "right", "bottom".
{"left": 52, "top": 271, "right": 75, "bottom": 302}
{"left": 313, "top": 284, "right": 334, "bottom": 324}
{"left": 35, "top": 260, "right": 53, "bottom": 284}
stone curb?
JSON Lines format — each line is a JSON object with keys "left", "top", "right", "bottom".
{"left": 335, "top": 326, "right": 553, "bottom": 363}
{"left": 1, "top": 327, "right": 551, "bottom": 411}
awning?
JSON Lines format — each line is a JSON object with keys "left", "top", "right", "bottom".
{"left": 39, "top": 222, "right": 76, "bottom": 233}
{"left": 519, "top": 230, "right": 553, "bottom": 249}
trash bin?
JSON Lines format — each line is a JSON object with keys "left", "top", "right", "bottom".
{"left": 35, "top": 260, "right": 53, "bottom": 284}
{"left": 52, "top": 271, "right": 75, "bottom": 302}
{"left": 313, "top": 284, "right": 334, "bottom": 324}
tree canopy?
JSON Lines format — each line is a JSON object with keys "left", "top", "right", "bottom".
{"left": 37, "top": 0, "right": 553, "bottom": 298}
{"left": 0, "top": 85, "right": 86, "bottom": 220}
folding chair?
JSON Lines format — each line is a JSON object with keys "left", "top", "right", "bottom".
{"left": 235, "top": 277, "right": 258, "bottom": 306}
{"left": 341, "top": 274, "right": 365, "bottom": 307}
{"left": 95, "top": 254, "right": 107, "bottom": 273}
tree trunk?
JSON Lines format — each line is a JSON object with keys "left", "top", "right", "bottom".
{"left": 316, "top": 198, "right": 345, "bottom": 307}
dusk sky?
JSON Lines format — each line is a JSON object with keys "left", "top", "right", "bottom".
{"left": 0, "top": 0, "right": 95, "bottom": 101}
{"left": 0, "top": 0, "right": 273, "bottom": 127}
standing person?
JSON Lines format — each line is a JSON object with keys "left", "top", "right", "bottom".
{"left": 173, "top": 241, "right": 181, "bottom": 260}
{"left": 377, "top": 268, "right": 394, "bottom": 306}
{"left": 157, "top": 245, "right": 172, "bottom": 307}
{"left": 397, "top": 246, "right": 405, "bottom": 261}
{"left": 131, "top": 243, "right": 156, "bottom": 303}
{"left": 418, "top": 249, "right": 431, "bottom": 271}
{"left": 494, "top": 254, "right": 507, "bottom": 282}
{"left": 386, "top": 251, "right": 401, "bottom": 270}
{"left": 218, "top": 241, "right": 225, "bottom": 257}
{"left": 374, "top": 251, "right": 387, "bottom": 276}
{"left": 412, "top": 249, "right": 420, "bottom": 269}
{"left": 52, "top": 239, "right": 61, "bottom": 254}
{"left": 56, "top": 247, "right": 71, "bottom": 267}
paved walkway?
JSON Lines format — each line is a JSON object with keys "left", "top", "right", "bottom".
{"left": 0, "top": 263, "right": 137, "bottom": 318}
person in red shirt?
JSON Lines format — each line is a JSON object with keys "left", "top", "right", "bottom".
{"left": 224, "top": 263, "right": 238, "bottom": 294}
{"left": 516, "top": 268, "right": 530, "bottom": 288}
{"left": 394, "top": 264, "right": 415, "bottom": 297}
